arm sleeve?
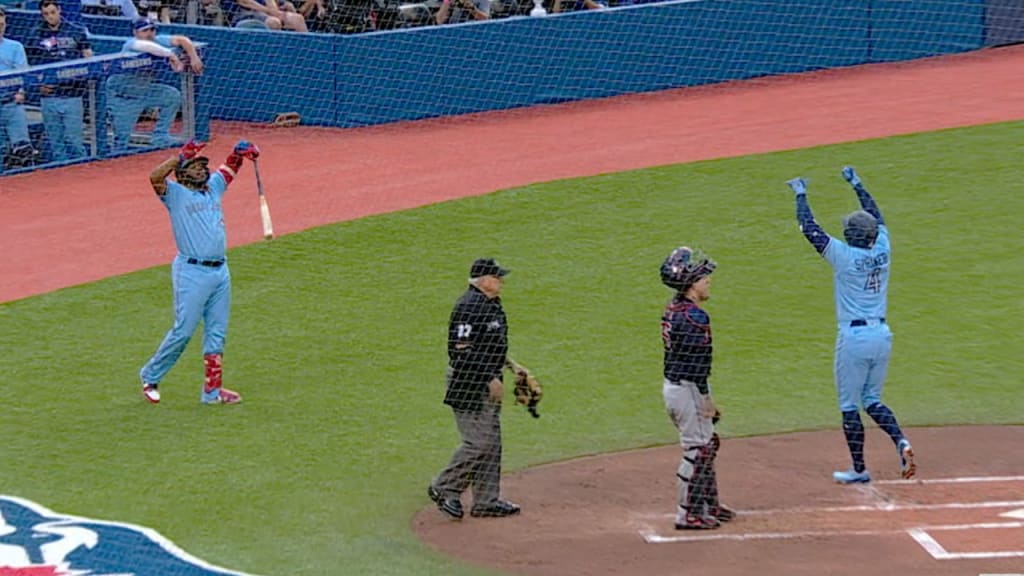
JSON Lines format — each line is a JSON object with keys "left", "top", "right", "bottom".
{"left": 123, "top": 39, "right": 175, "bottom": 58}
{"left": 208, "top": 172, "right": 228, "bottom": 199}
{"left": 121, "top": 0, "right": 141, "bottom": 20}
{"left": 852, "top": 183, "right": 885, "bottom": 225}
{"left": 796, "top": 194, "right": 830, "bottom": 255}
{"left": 78, "top": 28, "right": 93, "bottom": 54}
{"left": 448, "top": 306, "right": 478, "bottom": 374}
{"left": 15, "top": 45, "right": 29, "bottom": 69}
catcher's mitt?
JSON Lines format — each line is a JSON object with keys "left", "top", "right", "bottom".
{"left": 510, "top": 363, "right": 543, "bottom": 418}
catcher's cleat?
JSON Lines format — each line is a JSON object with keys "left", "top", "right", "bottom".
{"left": 708, "top": 505, "right": 736, "bottom": 523}
{"left": 201, "top": 387, "right": 242, "bottom": 405}
{"left": 675, "top": 514, "right": 720, "bottom": 530}
{"left": 833, "top": 468, "right": 871, "bottom": 484}
{"left": 142, "top": 384, "right": 161, "bottom": 404}
{"left": 428, "top": 485, "right": 464, "bottom": 520}
{"left": 898, "top": 439, "right": 916, "bottom": 480}
{"left": 470, "top": 500, "right": 521, "bottom": 518}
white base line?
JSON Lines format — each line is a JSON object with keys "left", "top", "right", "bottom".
{"left": 907, "top": 528, "right": 948, "bottom": 558}
{"left": 642, "top": 521, "right": 1024, "bottom": 544}
{"left": 876, "top": 475, "right": 1024, "bottom": 485}
{"left": 636, "top": 500, "right": 1024, "bottom": 520}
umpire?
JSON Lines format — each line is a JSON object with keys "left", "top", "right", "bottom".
{"left": 428, "top": 258, "right": 521, "bottom": 520}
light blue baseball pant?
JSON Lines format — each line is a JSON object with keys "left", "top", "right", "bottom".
{"left": 41, "top": 96, "right": 87, "bottom": 162}
{"left": 1, "top": 101, "right": 32, "bottom": 168}
{"left": 834, "top": 323, "right": 893, "bottom": 412}
{"left": 108, "top": 82, "right": 181, "bottom": 151}
{"left": 140, "top": 256, "right": 231, "bottom": 385}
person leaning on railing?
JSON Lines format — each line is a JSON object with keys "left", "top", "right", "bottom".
{"left": 0, "top": 5, "right": 43, "bottom": 171}
{"left": 105, "top": 17, "right": 203, "bottom": 151}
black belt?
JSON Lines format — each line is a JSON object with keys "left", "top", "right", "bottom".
{"left": 186, "top": 258, "right": 224, "bottom": 268}
{"left": 850, "top": 318, "right": 885, "bottom": 327}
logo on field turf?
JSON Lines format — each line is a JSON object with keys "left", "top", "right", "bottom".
{"left": 0, "top": 495, "right": 260, "bottom": 575}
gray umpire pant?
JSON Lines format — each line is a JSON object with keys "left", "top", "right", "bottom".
{"left": 663, "top": 379, "right": 714, "bottom": 520}
{"left": 433, "top": 400, "right": 503, "bottom": 507}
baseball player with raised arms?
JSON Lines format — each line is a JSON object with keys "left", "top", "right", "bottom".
{"left": 660, "top": 246, "right": 734, "bottom": 530}
{"left": 785, "top": 167, "right": 916, "bottom": 483}
{"left": 139, "top": 139, "right": 260, "bottom": 405}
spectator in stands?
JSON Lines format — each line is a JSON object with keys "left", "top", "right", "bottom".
{"left": 435, "top": 0, "right": 488, "bottom": 24}
{"left": 0, "top": 6, "right": 43, "bottom": 170}
{"left": 80, "top": 0, "right": 140, "bottom": 19}
{"left": 220, "top": 0, "right": 309, "bottom": 31}
{"left": 106, "top": 17, "right": 203, "bottom": 151}
{"left": 27, "top": 0, "right": 93, "bottom": 163}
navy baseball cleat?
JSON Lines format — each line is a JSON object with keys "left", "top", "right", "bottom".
{"left": 675, "top": 513, "right": 720, "bottom": 530}
{"left": 833, "top": 469, "right": 871, "bottom": 484}
{"left": 708, "top": 505, "right": 736, "bottom": 523}
{"left": 898, "top": 439, "right": 916, "bottom": 479}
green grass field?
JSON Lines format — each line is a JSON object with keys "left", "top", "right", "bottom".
{"left": 1, "top": 121, "right": 1022, "bottom": 575}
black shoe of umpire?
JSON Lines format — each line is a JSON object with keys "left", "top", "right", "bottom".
{"left": 470, "top": 500, "right": 521, "bottom": 518}
{"left": 428, "top": 485, "right": 463, "bottom": 520}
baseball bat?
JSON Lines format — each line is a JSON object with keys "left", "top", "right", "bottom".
{"left": 253, "top": 159, "right": 274, "bottom": 240}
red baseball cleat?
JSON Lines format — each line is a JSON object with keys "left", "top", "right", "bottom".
{"left": 142, "top": 384, "right": 161, "bottom": 404}
{"left": 202, "top": 387, "right": 242, "bottom": 405}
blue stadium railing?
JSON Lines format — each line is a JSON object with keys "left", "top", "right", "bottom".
{"left": 0, "top": 39, "right": 208, "bottom": 175}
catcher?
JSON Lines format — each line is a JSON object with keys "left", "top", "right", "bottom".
{"left": 659, "top": 246, "right": 734, "bottom": 530}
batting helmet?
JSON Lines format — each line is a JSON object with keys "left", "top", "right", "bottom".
{"left": 175, "top": 156, "right": 209, "bottom": 182}
{"left": 842, "top": 210, "right": 879, "bottom": 248}
{"left": 660, "top": 246, "right": 716, "bottom": 291}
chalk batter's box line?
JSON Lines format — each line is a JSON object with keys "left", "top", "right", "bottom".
{"left": 908, "top": 527, "right": 1024, "bottom": 560}
{"left": 634, "top": 499, "right": 1024, "bottom": 520}
{"left": 641, "top": 520, "right": 1024, "bottom": 544}
{"left": 875, "top": 475, "right": 1024, "bottom": 486}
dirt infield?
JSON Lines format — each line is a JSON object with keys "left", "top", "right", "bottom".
{"left": 414, "top": 425, "right": 1024, "bottom": 576}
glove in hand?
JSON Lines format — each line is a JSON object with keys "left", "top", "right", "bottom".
{"left": 513, "top": 368, "right": 543, "bottom": 418}
{"left": 842, "top": 166, "right": 861, "bottom": 187}
{"left": 234, "top": 140, "right": 260, "bottom": 160}
{"left": 786, "top": 177, "right": 807, "bottom": 196}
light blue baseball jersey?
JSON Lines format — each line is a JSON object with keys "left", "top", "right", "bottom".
{"left": 0, "top": 37, "right": 29, "bottom": 71}
{"left": 822, "top": 226, "right": 890, "bottom": 324}
{"left": 161, "top": 172, "right": 228, "bottom": 260}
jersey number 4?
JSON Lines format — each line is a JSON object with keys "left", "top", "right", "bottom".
{"left": 863, "top": 269, "right": 882, "bottom": 293}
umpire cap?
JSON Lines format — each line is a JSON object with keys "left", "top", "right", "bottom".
{"left": 842, "top": 210, "right": 879, "bottom": 248}
{"left": 660, "top": 246, "right": 716, "bottom": 291}
{"left": 470, "top": 258, "right": 510, "bottom": 279}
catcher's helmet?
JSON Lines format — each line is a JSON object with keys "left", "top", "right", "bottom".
{"left": 842, "top": 210, "right": 879, "bottom": 248}
{"left": 660, "top": 246, "right": 716, "bottom": 291}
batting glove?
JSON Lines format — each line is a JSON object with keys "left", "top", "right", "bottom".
{"left": 786, "top": 177, "right": 807, "bottom": 196}
{"left": 234, "top": 140, "right": 260, "bottom": 161}
{"left": 178, "top": 139, "right": 206, "bottom": 161}
{"left": 841, "top": 166, "right": 861, "bottom": 187}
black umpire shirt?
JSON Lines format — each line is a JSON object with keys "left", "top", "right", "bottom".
{"left": 662, "top": 294, "right": 713, "bottom": 394}
{"left": 444, "top": 285, "right": 508, "bottom": 411}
